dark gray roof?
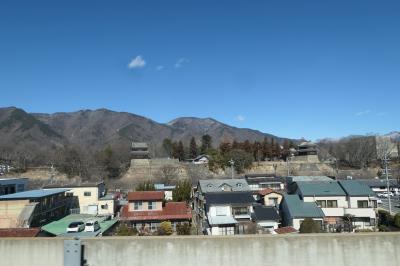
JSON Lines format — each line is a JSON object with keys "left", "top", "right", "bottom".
{"left": 296, "top": 181, "right": 346, "bottom": 197}
{"left": 0, "top": 188, "right": 69, "bottom": 200}
{"left": 356, "top": 179, "right": 398, "bottom": 188}
{"left": 338, "top": 180, "right": 376, "bottom": 197}
{"left": 205, "top": 192, "right": 255, "bottom": 207}
{"left": 198, "top": 179, "right": 250, "bottom": 193}
{"left": 252, "top": 206, "right": 280, "bottom": 221}
{"left": 283, "top": 194, "right": 325, "bottom": 218}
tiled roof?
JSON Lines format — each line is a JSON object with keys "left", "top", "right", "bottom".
{"left": 0, "top": 228, "right": 40, "bottom": 237}
{"left": 338, "top": 180, "right": 376, "bottom": 197}
{"left": 205, "top": 192, "right": 255, "bottom": 206}
{"left": 258, "top": 188, "right": 282, "bottom": 196}
{"left": 274, "top": 226, "right": 297, "bottom": 234}
{"left": 120, "top": 202, "right": 192, "bottom": 221}
{"left": 127, "top": 191, "right": 164, "bottom": 201}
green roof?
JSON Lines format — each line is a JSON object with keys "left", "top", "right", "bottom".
{"left": 41, "top": 214, "right": 118, "bottom": 236}
{"left": 296, "top": 181, "right": 346, "bottom": 196}
{"left": 338, "top": 180, "right": 376, "bottom": 197}
{"left": 283, "top": 194, "right": 325, "bottom": 218}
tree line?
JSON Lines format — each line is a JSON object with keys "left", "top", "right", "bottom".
{"left": 162, "top": 135, "right": 295, "bottom": 173}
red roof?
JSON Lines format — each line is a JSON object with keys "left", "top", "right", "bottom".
{"left": 128, "top": 191, "right": 164, "bottom": 201}
{"left": 0, "top": 228, "right": 41, "bottom": 237}
{"left": 120, "top": 202, "right": 192, "bottom": 222}
{"left": 258, "top": 188, "right": 281, "bottom": 196}
{"left": 274, "top": 226, "right": 297, "bottom": 234}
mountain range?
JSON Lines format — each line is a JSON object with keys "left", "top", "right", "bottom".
{"left": 0, "top": 107, "right": 288, "bottom": 157}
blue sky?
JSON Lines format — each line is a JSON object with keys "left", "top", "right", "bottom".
{"left": 0, "top": 0, "right": 399, "bottom": 140}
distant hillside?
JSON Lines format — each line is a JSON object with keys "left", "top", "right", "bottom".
{"left": 0, "top": 107, "right": 290, "bottom": 161}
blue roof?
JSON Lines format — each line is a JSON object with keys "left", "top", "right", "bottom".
{"left": 296, "top": 181, "right": 346, "bottom": 197}
{"left": 0, "top": 188, "right": 69, "bottom": 200}
{"left": 283, "top": 194, "right": 325, "bottom": 218}
{"left": 338, "top": 180, "right": 376, "bottom": 196}
{"left": 154, "top": 183, "right": 176, "bottom": 190}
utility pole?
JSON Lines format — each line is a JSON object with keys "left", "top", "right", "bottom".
{"left": 383, "top": 153, "right": 392, "bottom": 215}
{"left": 229, "top": 159, "right": 234, "bottom": 179}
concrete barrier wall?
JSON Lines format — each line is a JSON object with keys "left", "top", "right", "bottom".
{"left": 1, "top": 233, "right": 400, "bottom": 266}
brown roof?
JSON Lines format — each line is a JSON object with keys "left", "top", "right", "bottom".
{"left": 0, "top": 228, "right": 40, "bottom": 237}
{"left": 120, "top": 202, "right": 192, "bottom": 222}
{"left": 128, "top": 191, "right": 164, "bottom": 201}
{"left": 258, "top": 188, "right": 282, "bottom": 196}
{"left": 274, "top": 226, "right": 297, "bottom": 234}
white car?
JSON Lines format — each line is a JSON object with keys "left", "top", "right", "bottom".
{"left": 66, "top": 221, "right": 85, "bottom": 233}
{"left": 85, "top": 221, "right": 100, "bottom": 232}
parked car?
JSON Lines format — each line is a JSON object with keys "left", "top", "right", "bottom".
{"left": 380, "top": 192, "right": 394, "bottom": 198}
{"left": 85, "top": 221, "right": 100, "bottom": 232}
{"left": 66, "top": 221, "right": 85, "bottom": 233}
{"left": 377, "top": 199, "right": 382, "bottom": 204}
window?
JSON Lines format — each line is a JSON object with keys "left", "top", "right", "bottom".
{"left": 148, "top": 201, "right": 156, "bottom": 210}
{"left": 357, "top": 200, "right": 369, "bottom": 208}
{"left": 327, "top": 200, "right": 338, "bottom": 208}
{"left": 66, "top": 192, "right": 74, "bottom": 197}
{"left": 316, "top": 200, "right": 326, "bottom": 208}
{"left": 268, "top": 197, "right": 278, "bottom": 206}
{"left": 134, "top": 201, "right": 143, "bottom": 210}
{"left": 316, "top": 200, "right": 337, "bottom": 208}
{"left": 233, "top": 207, "right": 248, "bottom": 216}
{"left": 101, "top": 204, "right": 108, "bottom": 209}
{"left": 218, "top": 226, "right": 234, "bottom": 235}
{"left": 84, "top": 191, "right": 91, "bottom": 196}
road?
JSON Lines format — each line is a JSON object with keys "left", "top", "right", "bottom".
{"left": 378, "top": 196, "right": 400, "bottom": 214}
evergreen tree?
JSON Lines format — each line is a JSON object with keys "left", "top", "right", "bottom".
{"left": 201, "top": 134, "right": 212, "bottom": 153}
{"left": 177, "top": 141, "right": 185, "bottom": 161}
{"left": 162, "top": 138, "right": 173, "bottom": 157}
{"left": 189, "top": 137, "right": 198, "bottom": 158}
{"left": 136, "top": 181, "right": 155, "bottom": 191}
{"left": 172, "top": 179, "right": 192, "bottom": 202}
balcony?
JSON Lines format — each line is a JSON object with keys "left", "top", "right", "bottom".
{"left": 344, "top": 208, "right": 376, "bottom": 218}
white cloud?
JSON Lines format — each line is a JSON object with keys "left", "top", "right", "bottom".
{"left": 174, "top": 58, "right": 190, "bottom": 68}
{"left": 128, "top": 55, "right": 146, "bottom": 69}
{"left": 156, "top": 65, "right": 164, "bottom": 71}
{"left": 236, "top": 115, "right": 245, "bottom": 122}
{"left": 355, "top": 110, "right": 371, "bottom": 116}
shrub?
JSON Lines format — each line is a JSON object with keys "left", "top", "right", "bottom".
{"left": 394, "top": 213, "right": 400, "bottom": 228}
{"left": 176, "top": 223, "right": 191, "bottom": 235}
{"left": 299, "top": 218, "right": 321, "bottom": 233}
{"left": 378, "top": 225, "right": 389, "bottom": 232}
{"left": 378, "top": 210, "right": 394, "bottom": 226}
{"left": 157, "top": 221, "right": 173, "bottom": 236}
{"left": 116, "top": 223, "right": 137, "bottom": 236}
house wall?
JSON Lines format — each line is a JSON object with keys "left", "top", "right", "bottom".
{"left": 0, "top": 200, "right": 29, "bottom": 228}
{"left": 303, "top": 196, "right": 346, "bottom": 217}
{"left": 67, "top": 187, "right": 100, "bottom": 213}
{"left": 263, "top": 193, "right": 283, "bottom": 206}
{"left": 257, "top": 220, "right": 279, "bottom": 231}
{"left": 98, "top": 199, "right": 115, "bottom": 216}
{"left": 209, "top": 205, "right": 231, "bottom": 217}
{"left": 128, "top": 201, "right": 163, "bottom": 212}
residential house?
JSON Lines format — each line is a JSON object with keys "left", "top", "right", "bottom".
{"left": 120, "top": 191, "right": 191, "bottom": 232}
{"left": 257, "top": 188, "right": 283, "bottom": 208}
{"left": 44, "top": 182, "right": 115, "bottom": 216}
{"left": 186, "top": 155, "right": 210, "bottom": 164}
{"left": 0, "top": 177, "right": 28, "bottom": 196}
{"left": 280, "top": 194, "right": 325, "bottom": 230}
{"left": 286, "top": 176, "right": 335, "bottom": 194}
{"left": 293, "top": 180, "right": 378, "bottom": 231}
{"left": 338, "top": 180, "right": 377, "bottom": 229}
{"left": 204, "top": 191, "right": 255, "bottom": 235}
{"left": 193, "top": 178, "right": 251, "bottom": 234}
{"left": 244, "top": 174, "right": 285, "bottom": 191}
{"left": 251, "top": 205, "right": 280, "bottom": 233}
{"left": 0, "top": 188, "right": 70, "bottom": 228}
